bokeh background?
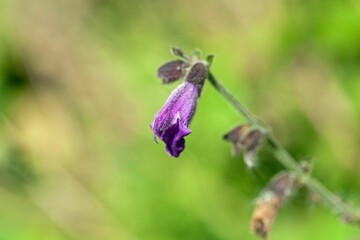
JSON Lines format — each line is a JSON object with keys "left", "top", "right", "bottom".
{"left": 0, "top": 0, "right": 360, "bottom": 239}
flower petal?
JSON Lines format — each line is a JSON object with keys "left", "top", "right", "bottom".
{"left": 151, "top": 82, "right": 198, "bottom": 136}
{"left": 162, "top": 118, "right": 191, "bottom": 157}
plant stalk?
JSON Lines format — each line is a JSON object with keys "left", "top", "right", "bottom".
{"left": 207, "top": 72, "right": 360, "bottom": 225}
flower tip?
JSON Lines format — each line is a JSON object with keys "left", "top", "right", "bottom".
{"left": 153, "top": 135, "right": 158, "bottom": 144}
{"left": 168, "top": 151, "right": 180, "bottom": 158}
{"left": 165, "top": 143, "right": 183, "bottom": 158}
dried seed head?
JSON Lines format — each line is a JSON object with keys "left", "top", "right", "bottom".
{"left": 223, "top": 124, "right": 265, "bottom": 167}
{"left": 223, "top": 125, "right": 250, "bottom": 143}
{"left": 223, "top": 124, "right": 252, "bottom": 156}
{"left": 157, "top": 60, "right": 188, "bottom": 84}
{"left": 251, "top": 172, "right": 298, "bottom": 239}
{"left": 243, "top": 129, "right": 264, "bottom": 167}
{"left": 245, "top": 129, "right": 263, "bottom": 152}
{"left": 251, "top": 196, "right": 280, "bottom": 240}
{"left": 266, "top": 172, "right": 297, "bottom": 203}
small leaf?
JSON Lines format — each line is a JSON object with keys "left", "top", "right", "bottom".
{"left": 171, "top": 47, "right": 188, "bottom": 59}
{"left": 206, "top": 54, "right": 215, "bottom": 67}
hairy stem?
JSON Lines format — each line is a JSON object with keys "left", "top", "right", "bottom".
{"left": 207, "top": 72, "right": 360, "bottom": 225}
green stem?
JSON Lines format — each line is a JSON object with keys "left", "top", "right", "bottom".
{"left": 207, "top": 72, "right": 360, "bottom": 225}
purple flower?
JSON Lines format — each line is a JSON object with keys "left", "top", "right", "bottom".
{"left": 151, "top": 62, "right": 208, "bottom": 157}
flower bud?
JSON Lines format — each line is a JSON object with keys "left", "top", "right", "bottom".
{"left": 185, "top": 62, "right": 208, "bottom": 90}
{"left": 151, "top": 62, "right": 207, "bottom": 157}
{"left": 171, "top": 47, "right": 187, "bottom": 59}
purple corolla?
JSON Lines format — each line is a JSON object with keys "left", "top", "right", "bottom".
{"left": 151, "top": 62, "right": 208, "bottom": 157}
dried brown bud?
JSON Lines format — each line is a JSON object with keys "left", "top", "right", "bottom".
{"left": 223, "top": 124, "right": 252, "bottom": 156}
{"left": 157, "top": 60, "right": 187, "bottom": 84}
{"left": 267, "top": 172, "right": 297, "bottom": 202}
{"left": 251, "top": 196, "right": 280, "bottom": 240}
{"left": 223, "top": 124, "right": 265, "bottom": 167}
{"left": 251, "top": 172, "right": 298, "bottom": 240}
{"left": 243, "top": 129, "right": 264, "bottom": 167}
{"left": 224, "top": 124, "right": 248, "bottom": 142}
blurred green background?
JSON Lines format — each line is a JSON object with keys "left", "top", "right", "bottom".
{"left": 0, "top": 0, "right": 360, "bottom": 239}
